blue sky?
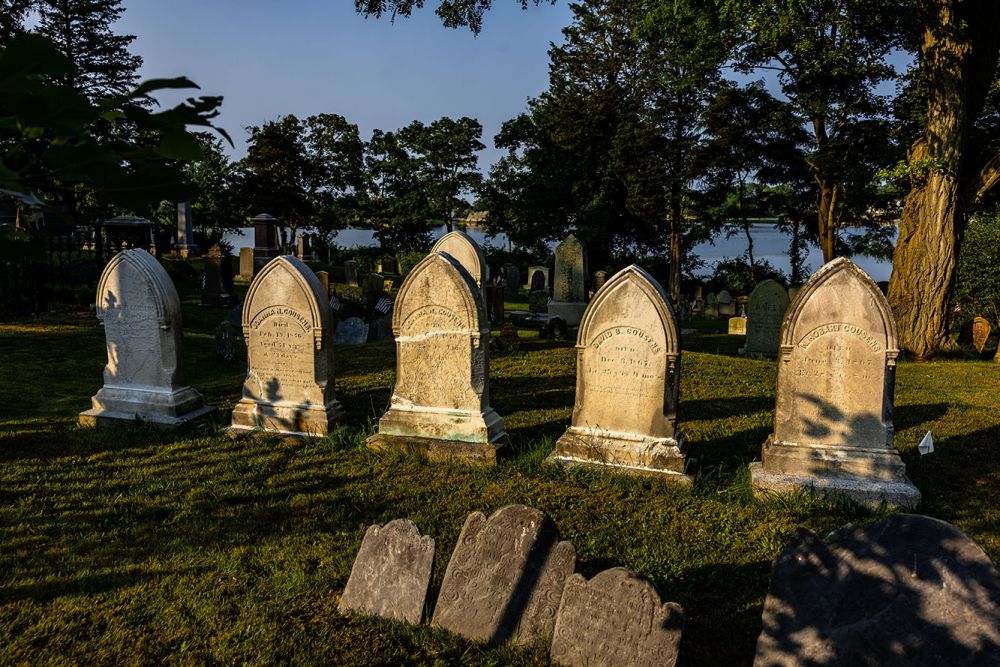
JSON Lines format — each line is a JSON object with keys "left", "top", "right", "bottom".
{"left": 118, "top": 1, "right": 575, "bottom": 170}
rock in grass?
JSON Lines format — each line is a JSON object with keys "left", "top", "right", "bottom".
{"left": 338, "top": 519, "right": 435, "bottom": 624}
{"left": 550, "top": 567, "right": 684, "bottom": 667}
{"left": 755, "top": 514, "right": 1000, "bottom": 666}
{"left": 432, "top": 504, "right": 575, "bottom": 646}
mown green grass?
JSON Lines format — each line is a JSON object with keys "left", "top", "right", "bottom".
{"left": 2, "top": 280, "right": 998, "bottom": 665}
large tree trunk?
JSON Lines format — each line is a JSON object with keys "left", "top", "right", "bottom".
{"left": 887, "top": 0, "right": 1000, "bottom": 360}
{"left": 816, "top": 179, "right": 838, "bottom": 263}
{"left": 669, "top": 183, "right": 682, "bottom": 304}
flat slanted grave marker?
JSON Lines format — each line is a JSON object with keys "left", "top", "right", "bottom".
{"left": 338, "top": 519, "right": 435, "bottom": 624}
{"left": 431, "top": 230, "right": 487, "bottom": 289}
{"left": 228, "top": 255, "right": 343, "bottom": 437}
{"left": 550, "top": 567, "right": 684, "bottom": 667}
{"left": 750, "top": 257, "right": 920, "bottom": 508}
{"left": 80, "top": 249, "right": 213, "bottom": 427}
{"left": 367, "top": 251, "right": 506, "bottom": 463}
{"left": 754, "top": 514, "right": 1000, "bottom": 666}
{"left": 548, "top": 265, "right": 689, "bottom": 481}
{"left": 432, "top": 504, "right": 576, "bottom": 646}
{"left": 745, "top": 279, "right": 789, "bottom": 356}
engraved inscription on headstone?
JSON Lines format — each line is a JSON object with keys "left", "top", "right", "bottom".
{"left": 338, "top": 519, "right": 435, "bottom": 625}
{"left": 551, "top": 567, "right": 684, "bottom": 667}
{"left": 431, "top": 231, "right": 487, "bottom": 289}
{"left": 754, "top": 514, "right": 1000, "bottom": 666}
{"left": 972, "top": 316, "right": 991, "bottom": 353}
{"left": 229, "top": 255, "right": 343, "bottom": 436}
{"left": 745, "top": 280, "right": 789, "bottom": 356}
{"left": 549, "top": 265, "right": 688, "bottom": 480}
{"left": 80, "top": 249, "right": 213, "bottom": 427}
{"left": 728, "top": 317, "right": 747, "bottom": 336}
{"left": 432, "top": 505, "right": 576, "bottom": 646}
{"left": 367, "top": 251, "right": 505, "bottom": 462}
{"left": 750, "top": 257, "right": 920, "bottom": 508}
{"left": 549, "top": 234, "right": 587, "bottom": 326}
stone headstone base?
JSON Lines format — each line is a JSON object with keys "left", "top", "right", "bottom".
{"left": 376, "top": 406, "right": 505, "bottom": 446}
{"left": 749, "top": 461, "right": 921, "bottom": 509}
{"left": 80, "top": 385, "right": 214, "bottom": 428}
{"left": 549, "top": 428, "right": 692, "bottom": 484}
{"left": 757, "top": 436, "right": 918, "bottom": 485}
{"left": 227, "top": 399, "right": 344, "bottom": 437}
{"left": 547, "top": 302, "right": 587, "bottom": 327}
{"left": 366, "top": 433, "right": 502, "bottom": 465}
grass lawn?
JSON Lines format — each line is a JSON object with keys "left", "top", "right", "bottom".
{"left": 1, "top": 276, "right": 998, "bottom": 665}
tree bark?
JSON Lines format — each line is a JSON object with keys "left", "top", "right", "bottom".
{"left": 888, "top": 0, "right": 1000, "bottom": 360}
{"left": 669, "top": 182, "right": 682, "bottom": 304}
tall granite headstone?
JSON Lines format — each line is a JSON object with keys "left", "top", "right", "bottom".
{"left": 229, "top": 255, "right": 343, "bottom": 436}
{"left": 431, "top": 230, "right": 487, "bottom": 289}
{"left": 344, "top": 260, "right": 359, "bottom": 286}
{"left": 745, "top": 279, "right": 789, "bottom": 357}
{"left": 549, "top": 265, "right": 687, "bottom": 480}
{"left": 549, "top": 234, "right": 587, "bottom": 326}
{"left": 80, "top": 249, "right": 213, "bottom": 427}
{"left": 175, "top": 201, "right": 198, "bottom": 256}
{"left": 433, "top": 505, "right": 576, "bottom": 646}
{"left": 551, "top": 567, "right": 684, "bottom": 667}
{"left": 750, "top": 257, "right": 920, "bottom": 508}
{"left": 238, "top": 247, "right": 254, "bottom": 280}
{"left": 200, "top": 243, "right": 236, "bottom": 307}
{"left": 338, "top": 519, "right": 435, "bottom": 625}
{"left": 754, "top": 514, "right": 1000, "bottom": 666}
{"left": 251, "top": 213, "right": 279, "bottom": 273}
{"left": 366, "top": 252, "right": 506, "bottom": 462}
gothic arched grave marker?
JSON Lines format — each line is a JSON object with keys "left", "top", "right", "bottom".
{"left": 431, "top": 230, "right": 487, "bottom": 289}
{"left": 548, "top": 265, "right": 689, "bottom": 481}
{"left": 80, "top": 249, "right": 214, "bottom": 427}
{"left": 228, "top": 255, "right": 343, "bottom": 437}
{"left": 750, "top": 257, "right": 920, "bottom": 508}
{"left": 745, "top": 279, "right": 789, "bottom": 357}
{"left": 367, "top": 252, "right": 506, "bottom": 463}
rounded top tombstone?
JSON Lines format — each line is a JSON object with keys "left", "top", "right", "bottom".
{"left": 431, "top": 230, "right": 487, "bottom": 288}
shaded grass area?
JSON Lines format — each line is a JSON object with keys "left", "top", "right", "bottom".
{"left": 2, "top": 285, "right": 999, "bottom": 665}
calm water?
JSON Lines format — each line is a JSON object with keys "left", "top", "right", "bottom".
{"left": 224, "top": 222, "right": 895, "bottom": 282}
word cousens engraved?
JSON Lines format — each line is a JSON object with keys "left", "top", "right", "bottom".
{"left": 797, "top": 322, "right": 882, "bottom": 353}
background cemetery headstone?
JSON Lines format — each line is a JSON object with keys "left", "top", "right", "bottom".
{"left": 728, "top": 316, "right": 747, "bottom": 336}
{"left": 750, "top": 257, "right": 920, "bottom": 508}
{"left": 528, "top": 266, "right": 549, "bottom": 292}
{"left": 229, "top": 255, "right": 344, "bottom": 436}
{"left": 972, "top": 316, "right": 991, "bottom": 353}
{"left": 432, "top": 505, "right": 575, "bottom": 646}
{"left": 238, "top": 247, "right": 254, "bottom": 280}
{"left": 174, "top": 201, "right": 198, "bottom": 257}
{"left": 550, "top": 567, "right": 684, "bottom": 667}
{"left": 315, "top": 270, "right": 330, "bottom": 297}
{"left": 344, "top": 260, "right": 359, "bottom": 286}
{"left": 549, "top": 265, "right": 689, "bottom": 481}
{"left": 529, "top": 290, "right": 549, "bottom": 314}
{"left": 745, "top": 279, "right": 789, "bottom": 356}
{"left": 502, "top": 263, "right": 521, "bottom": 295}
{"left": 704, "top": 292, "right": 719, "bottom": 318}
{"left": 592, "top": 269, "right": 607, "bottom": 294}
{"left": 251, "top": 213, "right": 279, "bottom": 273}
{"left": 549, "top": 234, "right": 587, "bottom": 327}
{"left": 717, "top": 289, "right": 735, "bottom": 316}
{"left": 367, "top": 251, "right": 505, "bottom": 462}
{"left": 200, "top": 242, "right": 236, "bottom": 308}
{"left": 431, "top": 231, "right": 487, "bottom": 289}
{"left": 378, "top": 255, "right": 396, "bottom": 274}
{"left": 80, "top": 249, "right": 214, "bottom": 427}
{"left": 485, "top": 283, "right": 505, "bottom": 323}
{"left": 338, "top": 519, "right": 435, "bottom": 625}
{"left": 333, "top": 316, "right": 369, "bottom": 344}
{"left": 754, "top": 514, "right": 1000, "bottom": 666}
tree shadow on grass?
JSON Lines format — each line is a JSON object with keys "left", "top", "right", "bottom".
{"left": 893, "top": 402, "right": 949, "bottom": 432}
{"left": 682, "top": 395, "right": 774, "bottom": 423}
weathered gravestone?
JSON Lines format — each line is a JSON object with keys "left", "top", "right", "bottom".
{"left": 238, "top": 247, "right": 254, "bottom": 280}
{"left": 502, "top": 263, "right": 521, "bottom": 294}
{"left": 378, "top": 255, "right": 396, "bottom": 274}
{"left": 433, "top": 505, "right": 576, "bottom": 646}
{"left": 717, "top": 289, "right": 735, "bottom": 316}
{"left": 972, "top": 316, "right": 992, "bottom": 353}
{"left": 200, "top": 243, "right": 236, "bottom": 308}
{"left": 431, "top": 230, "right": 487, "bottom": 289}
{"left": 549, "top": 234, "right": 587, "bottom": 327}
{"left": 528, "top": 266, "right": 548, "bottom": 292}
{"left": 592, "top": 269, "right": 607, "bottom": 293}
{"left": 362, "top": 273, "right": 385, "bottom": 308}
{"left": 551, "top": 567, "right": 685, "bottom": 667}
{"left": 529, "top": 290, "right": 549, "bottom": 314}
{"left": 315, "top": 270, "right": 330, "bottom": 297}
{"left": 251, "top": 213, "right": 279, "bottom": 273}
{"left": 750, "top": 257, "right": 920, "bottom": 508}
{"left": 745, "top": 279, "right": 789, "bottom": 356}
{"left": 728, "top": 316, "right": 747, "bottom": 336}
{"left": 484, "top": 283, "right": 505, "bottom": 323}
{"left": 344, "top": 260, "right": 358, "bottom": 286}
{"left": 80, "top": 249, "right": 214, "bottom": 427}
{"left": 338, "top": 519, "right": 435, "bottom": 625}
{"left": 548, "top": 265, "right": 688, "bottom": 481}
{"left": 366, "top": 252, "right": 506, "bottom": 462}
{"left": 754, "top": 514, "right": 1000, "bottom": 666}
{"left": 228, "top": 255, "right": 344, "bottom": 436}
{"left": 175, "top": 201, "right": 199, "bottom": 256}
{"left": 704, "top": 292, "right": 719, "bottom": 318}
{"left": 334, "top": 316, "right": 369, "bottom": 344}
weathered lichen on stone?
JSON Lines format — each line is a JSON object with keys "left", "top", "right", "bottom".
{"left": 745, "top": 279, "right": 789, "bottom": 357}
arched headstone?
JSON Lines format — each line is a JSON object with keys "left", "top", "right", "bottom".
{"left": 431, "top": 231, "right": 487, "bottom": 289}
{"left": 750, "top": 257, "right": 920, "bottom": 508}
{"left": 549, "top": 265, "right": 687, "bottom": 480}
{"left": 367, "top": 252, "right": 505, "bottom": 462}
{"left": 80, "top": 249, "right": 213, "bottom": 427}
{"left": 745, "top": 280, "right": 789, "bottom": 357}
{"left": 229, "top": 256, "right": 343, "bottom": 436}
